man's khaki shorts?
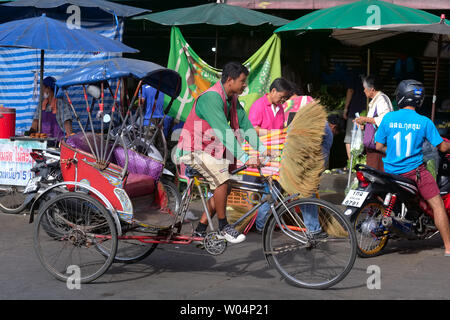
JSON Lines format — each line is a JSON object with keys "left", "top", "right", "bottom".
{"left": 179, "top": 151, "right": 231, "bottom": 190}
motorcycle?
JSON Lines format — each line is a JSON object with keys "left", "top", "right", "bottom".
{"left": 342, "top": 149, "right": 450, "bottom": 257}
{"left": 0, "top": 148, "right": 62, "bottom": 214}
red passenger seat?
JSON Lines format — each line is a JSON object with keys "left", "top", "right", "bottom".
{"left": 124, "top": 173, "right": 156, "bottom": 198}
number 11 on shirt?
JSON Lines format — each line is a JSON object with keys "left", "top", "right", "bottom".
{"left": 393, "top": 131, "right": 412, "bottom": 157}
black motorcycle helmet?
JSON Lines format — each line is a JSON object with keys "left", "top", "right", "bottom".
{"left": 395, "top": 79, "right": 425, "bottom": 109}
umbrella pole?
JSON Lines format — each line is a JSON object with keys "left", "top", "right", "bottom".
{"left": 432, "top": 34, "right": 443, "bottom": 123}
{"left": 38, "top": 49, "right": 44, "bottom": 133}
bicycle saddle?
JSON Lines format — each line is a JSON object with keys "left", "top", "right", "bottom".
{"left": 185, "top": 166, "right": 203, "bottom": 179}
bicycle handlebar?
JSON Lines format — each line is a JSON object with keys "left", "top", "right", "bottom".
{"left": 231, "top": 165, "right": 248, "bottom": 175}
{"left": 230, "top": 156, "right": 274, "bottom": 175}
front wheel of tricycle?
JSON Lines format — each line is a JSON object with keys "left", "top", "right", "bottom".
{"left": 264, "top": 198, "right": 357, "bottom": 289}
{"left": 34, "top": 192, "right": 118, "bottom": 284}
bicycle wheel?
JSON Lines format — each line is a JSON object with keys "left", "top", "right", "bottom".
{"left": 34, "top": 192, "right": 118, "bottom": 283}
{"left": 264, "top": 198, "right": 357, "bottom": 289}
{"left": 0, "top": 185, "right": 27, "bottom": 214}
{"left": 161, "top": 178, "right": 182, "bottom": 214}
{"left": 351, "top": 201, "right": 389, "bottom": 258}
{"left": 38, "top": 190, "right": 67, "bottom": 239}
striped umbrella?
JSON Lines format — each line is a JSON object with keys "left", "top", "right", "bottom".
{"left": 0, "top": 14, "right": 138, "bottom": 131}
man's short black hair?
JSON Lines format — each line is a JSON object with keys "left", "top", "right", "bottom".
{"left": 221, "top": 62, "right": 249, "bottom": 84}
{"left": 269, "top": 77, "right": 292, "bottom": 93}
{"left": 362, "top": 75, "right": 382, "bottom": 91}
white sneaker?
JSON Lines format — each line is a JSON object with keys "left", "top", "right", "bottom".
{"left": 218, "top": 224, "right": 246, "bottom": 244}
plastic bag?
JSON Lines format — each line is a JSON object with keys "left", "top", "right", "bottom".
{"left": 350, "top": 118, "right": 364, "bottom": 156}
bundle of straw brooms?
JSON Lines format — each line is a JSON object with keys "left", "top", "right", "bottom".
{"left": 281, "top": 101, "right": 347, "bottom": 237}
{"left": 279, "top": 100, "right": 327, "bottom": 197}
{"left": 227, "top": 100, "right": 328, "bottom": 232}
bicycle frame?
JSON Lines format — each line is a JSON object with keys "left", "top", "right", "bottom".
{"left": 175, "top": 166, "right": 310, "bottom": 245}
{"left": 104, "top": 164, "right": 310, "bottom": 247}
{"left": 237, "top": 172, "right": 309, "bottom": 245}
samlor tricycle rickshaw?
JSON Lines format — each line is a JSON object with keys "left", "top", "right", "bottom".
{"left": 31, "top": 57, "right": 357, "bottom": 289}
{"left": 31, "top": 57, "right": 186, "bottom": 283}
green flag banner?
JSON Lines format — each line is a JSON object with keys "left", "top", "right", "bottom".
{"left": 165, "top": 26, "right": 282, "bottom": 122}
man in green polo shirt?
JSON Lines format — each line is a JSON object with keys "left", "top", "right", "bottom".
{"left": 177, "top": 62, "right": 266, "bottom": 244}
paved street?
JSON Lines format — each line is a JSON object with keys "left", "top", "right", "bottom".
{"left": 0, "top": 173, "right": 449, "bottom": 301}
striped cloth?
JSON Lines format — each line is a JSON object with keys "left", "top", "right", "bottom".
{"left": 237, "top": 129, "right": 287, "bottom": 180}
{"left": 0, "top": 17, "right": 123, "bottom": 135}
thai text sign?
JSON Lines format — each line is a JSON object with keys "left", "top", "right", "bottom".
{"left": 0, "top": 139, "right": 46, "bottom": 186}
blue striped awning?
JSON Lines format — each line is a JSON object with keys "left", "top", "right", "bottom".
{"left": 0, "top": 11, "right": 126, "bottom": 134}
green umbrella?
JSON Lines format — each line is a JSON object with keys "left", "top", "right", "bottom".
{"left": 134, "top": 2, "right": 289, "bottom": 27}
{"left": 275, "top": 0, "right": 442, "bottom": 33}
{"left": 275, "top": 0, "right": 444, "bottom": 75}
{"left": 332, "top": 14, "right": 450, "bottom": 122}
{"left": 275, "top": 0, "right": 445, "bottom": 111}
{"left": 132, "top": 1, "right": 289, "bottom": 66}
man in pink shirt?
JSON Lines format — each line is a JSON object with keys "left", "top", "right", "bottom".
{"left": 248, "top": 77, "right": 292, "bottom": 135}
{"left": 247, "top": 77, "right": 291, "bottom": 233}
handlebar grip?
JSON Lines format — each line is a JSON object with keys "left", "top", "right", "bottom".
{"left": 231, "top": 165, "right": 248, "bottom": 175}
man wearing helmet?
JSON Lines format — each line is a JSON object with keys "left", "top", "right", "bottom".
{"left": 375, "top": 79, "right": 450, "bottom": 256}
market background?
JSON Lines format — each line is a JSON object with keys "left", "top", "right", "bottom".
{"left": 0, "top": 0, "right": 449, "bottom": 170}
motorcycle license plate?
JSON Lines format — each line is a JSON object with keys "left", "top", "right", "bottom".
{"left": 24, "top": 176, "right": 41, "bottom": 194}
{"left": 341, "top": 190, "right": 369, "bottom": 208}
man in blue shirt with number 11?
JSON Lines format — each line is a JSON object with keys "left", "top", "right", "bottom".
{"left": 375, "top": 80, "right": 450, "bottom": 256}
